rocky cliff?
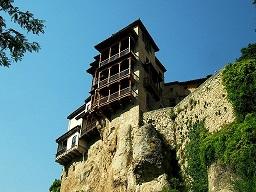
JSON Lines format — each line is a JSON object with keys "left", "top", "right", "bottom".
{"left": 60, "top": 71, "right": 236, "bottom": 192}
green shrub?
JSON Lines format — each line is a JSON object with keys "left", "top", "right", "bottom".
{"left": 200, "top": 114, "right": 256, "bottom": 188}
{"left": 233, "top": 177, "right": 256, "bottom": 192}
{"left": 161, "top": 186, "right": 181, "bottom": 192}
{"left": 184, "top": 44, "right": 256, "bottom": 191}
{"left": 237, "top": 43, "right": 256, "bottom": 61}
{"left": 49, "top": 179, "right": 61, "bottom": 192}
{"left": 185, "top": 122, "right": 208, "bottom": 192}
{"left": 223, "top": 59, "right": 256, "bottom": 120}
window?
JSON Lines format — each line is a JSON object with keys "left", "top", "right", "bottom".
{"left": 71, "top": 135, "right": 77, "bottom": 147}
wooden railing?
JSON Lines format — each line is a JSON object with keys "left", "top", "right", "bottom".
{"left": 81, "top": 120, "right": 97, "bottom": 136}
{"left": 99, "top": 78, "right": 108, "bottom": 88}
{"left": 56, "top": 147, "right": 67, "bottom": 157}
{"left": 99, "top": 69, "right": 130, "bottom": 89}
{"left": 100, "top": 48, "right": 130, "bottom": 67}
{"left": 98, "top": 87, "right": 133, "bottom": 107}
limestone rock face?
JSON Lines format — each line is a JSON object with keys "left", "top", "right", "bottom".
{"left": 132, "top": 124, "right": 164, "bottom": 183}
{"left": 60, "top": 124, "right": 170, "bottom": 192}
{"left": 60, "top": 72, "right": 237, "bottom": 192}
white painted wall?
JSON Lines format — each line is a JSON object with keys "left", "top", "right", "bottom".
{"left": 67, "top": 132, "right": 79, "bottom": 150}
{"left": 65, "top": 101, "right": 92, "bottom": 150}
{"left": 67, "top": 101, "right": 91, "bottom": 131}
{"left": 68, "top": 117, "right": 82, "bottom": 131}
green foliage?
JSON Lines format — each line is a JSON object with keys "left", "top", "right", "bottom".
{"left": 49, "top": 179, "right": 61, "bottom": 192}
{"left": 183, "top": 44, "right": 256, "bottom": 191}
{"left": 185, "top": 122, "right": 208, "bottom": 192}
{"left": 191, "top": 45, "right": 256, "bottom": 190}
{"left": 237, "top": 43, "right": 256, "bottom": 61}
{"left": 161, "top": 186, "right": 180, "bottom": 192}
{"left": 233, "top": 177, "right": 256, "bottom": 192}
{"left": 223, "top": 59, "right": 256, "bottom": 120}
{"left": 0, "top": 0, "right": 45, "bottom": 67}
{"left": 200, "top": 114, "right": 256, "bottom": 189}
{"left": 185, "top": 115, "right": 256, "bottom": 191}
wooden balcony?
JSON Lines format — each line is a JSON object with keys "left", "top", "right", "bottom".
{"left": 143, "top": 77, "right": 161, "bottom": 101}
{"left": 92, "top": 87, "right": 136, "bottom": 109}
{"left": 56, "top": 126, "right": 80, "bottom": 143}
{"left": 56, "top": 147, "right": 66, "bottom": 157}
{"left": 100, "top": 48, "right": 130, "bottom": 67}
{"left": 55, "top": 143, "right": 85, "bottom": 165}
{"left": 81, "top": 119, "right": 97, "bottom": 138}
{"left": 99, "top": 69, "right": 130, "bottom": 89}
{"left": 55, "top": 126, "right": 85, "bottom": 165}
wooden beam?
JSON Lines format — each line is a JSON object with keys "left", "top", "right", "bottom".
{"left": 108, "top": 67, "right": 111, "bottom": 83}
{"left": 109, "top": 47, "right": 111, "bottom": 60}
{"left": 129, "top": 36, "right": 131, "bottom": 52}
{"left": 118, "top": 41, "right": 121, "bottom": 57}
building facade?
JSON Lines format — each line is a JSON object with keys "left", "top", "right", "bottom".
{"left": 55, "top": 19, "right": 209, "bottom": 166}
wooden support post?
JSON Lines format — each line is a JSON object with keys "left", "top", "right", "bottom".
{"left": 129, "top": 58, "right": 131, "bottom": 74}
{"left": 97, "top": 91, "right": 100, "bottom": 107}
{"left": 108, "top": 67, "right": 111, "bottom": 83}
{"left": 98, "top": 71, "right": 101, "bottom": 88}
{"left": 94, "top": 71, "right": 97, "bottom": 86}
{"left": 119, "top": 41, "right": 121, "bottom": 57}
{"left": 119, "top": 62, "right": 121, "bottom": 78}
{"left": 119, "top": 84, "right": 121, "bottom": 97}
{"left": 99, "top": 53, "right": 102, "bottom": 67}
{"left": 129, "top": 36, "right": 131, "bottom": 52}
{"left": 108, "top": 89, "right": 111, "bottom": 102}
{"left": 109, "top": 47, "right": 111, "bottom": 61}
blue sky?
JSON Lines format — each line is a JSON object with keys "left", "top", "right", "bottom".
{"left": 0, "top": 1, "right": 255, "bottom": 191}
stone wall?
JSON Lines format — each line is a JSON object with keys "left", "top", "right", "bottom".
{"left": 143, "top": 71, "right": 236, "bottom": 190}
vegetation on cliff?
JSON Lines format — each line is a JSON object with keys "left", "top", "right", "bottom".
{"left": 185, "top": 122, "right": 208, "bottom": 192}
{"left": 184, "top": 43, "right": 256, "bottom": 192}
{"left": 223, "top": 58, "right": 256, "bottom": 120}
{"left": 201, "top": 114, "right": 256, "bottom": 191}
{"left": 49, "top": 179, "right": 61, "bottom": 192}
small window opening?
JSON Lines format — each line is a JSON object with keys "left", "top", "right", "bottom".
{"left": 71, "top": 135, "right": 77, "bottom": 147}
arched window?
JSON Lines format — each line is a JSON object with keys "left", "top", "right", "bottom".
{"left": 71, "top": 135, "right": 77, "bottom": 147}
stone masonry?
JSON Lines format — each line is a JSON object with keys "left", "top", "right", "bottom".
{"left": 60, "top": 70, "right": 237, "bottom": 192}
{"left": 143, "top": 71, "right": 236, "bottom": 191}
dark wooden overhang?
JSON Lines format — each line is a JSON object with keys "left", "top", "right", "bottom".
{"left": 94, "top": 19, "right": 157, "bottom": 52}
{"left": 85, "top": 96, "right": 91, "bottom": 103}
{"left": 67, "top": 104, "right": 86, "bottom": 120}
{"left": 87, "top": 60, "right": 99, "bottom": 74}
{"left": 155, "top": 57, "right": 167, "bottom": 72}
{"left": 56, "top": 125, "right": 81, "bottom": 143}
{"left": 76, "top": 110, "right": 90, "bottom": 120}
